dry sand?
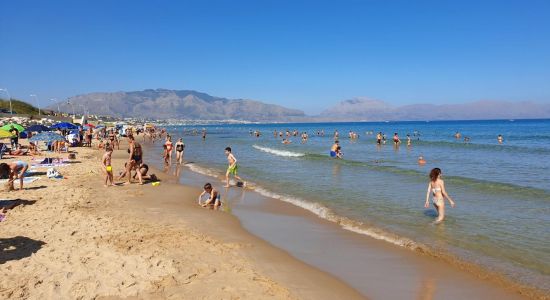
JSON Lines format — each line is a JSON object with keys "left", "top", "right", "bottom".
{"left": 0, "top": 144, "right": 363, "bottom": 299}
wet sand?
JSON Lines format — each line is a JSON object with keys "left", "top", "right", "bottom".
{"left": 0, "top": 143, "right": 362, "bottom": 299}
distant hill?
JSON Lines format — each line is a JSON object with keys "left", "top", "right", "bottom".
{"left": 320, "top": 98, "right": 550, "bottom": 121}
{"left": 0, "top": 98, "right": 40, "bottom": 115}
{"left": 52, "top": 89, "right": 305, "bottom": 121}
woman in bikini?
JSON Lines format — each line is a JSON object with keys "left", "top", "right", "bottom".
{"left": 425, "top": 168, "right": 456, "bottom": 224}
{"left": 0, "top": 161, "right": 29, "bottom": 191}
{"left": 126, "top": 135, "right": 144, "bottom": 185}
{"left": 164, "top": 136, "right": 173, "bottom": 164}
{"left": 175, "top": 138, "right": 185, "bottom": 164}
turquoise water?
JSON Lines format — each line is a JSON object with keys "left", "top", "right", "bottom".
{"left": 151, "top": 119, "right": 549, "bottom": 290}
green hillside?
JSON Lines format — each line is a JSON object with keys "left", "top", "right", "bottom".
{"left": 0, "top": 98, "right": 40, "bottom": 115}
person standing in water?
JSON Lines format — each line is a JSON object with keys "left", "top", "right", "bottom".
{"left": 425, "top": 168, "right": 455, "bottom": 224}
{"left": 393, "top": 133, "right": 401, "bottom": 145}
{"left": 224, "top": 147, "right": 245, "bottom": 188}
{"left": 497, "top": 134, "right": 504, "bottom": 144}
{"left": 164, "top": 135, "right": 173, "bottom": 164}
{"left": 330, "top": 141, "right": 342, "bottom": 158}
{"left": 175, "top": 138, "right": 185, "bottom": 164}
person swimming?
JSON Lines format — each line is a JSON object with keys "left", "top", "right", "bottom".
{"left": 424, "top": 168, "right": 456, "bottom": 224}
{"left": 418, "top": 155, "right": 426, "bottom": 165}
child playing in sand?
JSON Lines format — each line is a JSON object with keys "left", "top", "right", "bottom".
{"left": 0, "top": 161, "right": 29, "bottom": 191}
{"left": 224, "top": 147, "right": 245, "bottom": 188}
{"left": 102, "top": 145, "right": 115, "bottom": 187}
{"left": 199, "top": 183, "right": 221, "bottom": 209}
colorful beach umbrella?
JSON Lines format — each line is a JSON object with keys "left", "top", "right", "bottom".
{"left": 29, "top": 132, "right": 66, "bottom": 143}
{"left": 50, "top": 122, "right": 78, "bottom": 130}
{"left": 0, "top": 129, "right": 15, "bottom": 139}
{"left": 25, "top": 124, "right": 52, "bottom": 132}
{"left": 1, "top": 123, "right": 25, "bottom": 132}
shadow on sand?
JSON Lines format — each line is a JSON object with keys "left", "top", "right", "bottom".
{"left": 0, "top": 236, "right": 46, "bottom": 264}
{"left": 0, "top": 199, "right": 37, "bottom": 212}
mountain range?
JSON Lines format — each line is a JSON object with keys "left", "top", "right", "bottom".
{"left": 50, "top": 89, "right": 550, "bottom": 121}
{"left": 55, "top": 89, "right": 305, "bottom": 121}
{"left": 319, "top": 98, "right": 550, "bottom": 121}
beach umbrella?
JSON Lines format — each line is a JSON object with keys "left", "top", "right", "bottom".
{"left": 25, "top": 124, "right": 52, "bottom": 132}
{"left": 1, "top": 123, "right": 25, "bottom": 132}
{"left": 29, "top": 132, "right": 66, "bottom": 143}
{"left": 0, "top": 129, "right": 15, "bottom": 139}
{"left": 51, "top": 122, "right": 78, "bottom": 130}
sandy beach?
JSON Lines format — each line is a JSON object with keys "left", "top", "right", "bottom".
{"left": 0, "top": 142, "right": 364, "bottom": 299}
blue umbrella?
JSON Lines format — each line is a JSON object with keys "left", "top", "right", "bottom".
{"left": 26, "top": 124, "right": 52, "bottom": 132}
{"left": 29, "top": 132, "right": 66, "bottom": 143}
{"left": 51, "top": 122, "right": 78, "bottom": 130}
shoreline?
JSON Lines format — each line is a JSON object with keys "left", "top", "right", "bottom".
{"left": 142, "top": 142, "right": 549, "bottom": 299}
{"left": 0, "top": 142, "right": 363, "bottom": 299}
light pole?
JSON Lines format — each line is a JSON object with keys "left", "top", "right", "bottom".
{"left": 0, "top": 88, "right": 12, "bottom": 114}
{"left": 30, "top": 94, "right": 41, "bottom": 115}
{"left": 50, "top": 98, "right": 60, "bottom": 115}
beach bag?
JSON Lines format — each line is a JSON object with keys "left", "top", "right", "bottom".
{"left": 47, "top": 168, "right": 60, "bottom": 178}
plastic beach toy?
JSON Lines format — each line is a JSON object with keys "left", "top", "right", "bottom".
{"left": 151, "top": 182, "right": 160, "bottom": 186}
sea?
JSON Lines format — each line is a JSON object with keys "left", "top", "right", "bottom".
{"left": 145, "top": 119, "right": 550, "bottom": 291}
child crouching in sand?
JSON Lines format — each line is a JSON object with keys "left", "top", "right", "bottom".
{"left": 199, "top": 183, "right": 221, "bottom": 209}
{"left": 102, "top": 145, "right": 115, "bottom": 187}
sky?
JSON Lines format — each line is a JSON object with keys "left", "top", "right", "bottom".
{"left": 1, "top": 0, "right": 549, "bottom": 114}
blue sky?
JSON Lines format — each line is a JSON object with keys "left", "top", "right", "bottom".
{"left": 1, "top": 0, "right": 549, "bottom": 114}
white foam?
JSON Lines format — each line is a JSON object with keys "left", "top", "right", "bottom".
{"left": 184, "top": 163, "right": 220, "bottom": 178}
{"left": 182, "top": 162, "right": 423, "bottom": 251}
{"left": 253, "top": 186, "right": 421, "bottom": 250}
{"left": 252, "top": 145, "right": 305, "bottom": 157}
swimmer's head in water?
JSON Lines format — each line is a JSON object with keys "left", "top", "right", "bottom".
{"left": 429, "top": 168, "right": 442, "bottom": 182}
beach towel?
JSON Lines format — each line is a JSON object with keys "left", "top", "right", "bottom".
{"left": 0, "top": 177, "right": 40, "bottom": 184}
{"left": 31, "top": 163, "right": 69, "bottom": 168}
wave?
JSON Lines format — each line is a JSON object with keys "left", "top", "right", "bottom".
{"left": 181, "top": 160, "right": 426, "bottom": 251}
{"left": 252, "top": 186, "right": 425, "bottom": 250}
{"left": 413, "top": 140, "right": 550, "bottom": 155}
{"left": 298, "top": 154, "right": 550, "bottom": 199}
{"left": 184, "top": 163, "right": 223, "bottom": 179}
{"left": 252, "top": 145, "right": 305, "bottom": 157}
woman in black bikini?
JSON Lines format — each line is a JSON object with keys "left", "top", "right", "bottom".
{"left": 126, "top": 135, "right": 144, "bottom": 185}
{"left": 175, "top": 138, "right": 185, "bottom": 164}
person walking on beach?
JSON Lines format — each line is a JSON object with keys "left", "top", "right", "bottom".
{"left": 224, "top": 147, "right": 245, "bottom": 188}
{"left": 126, "top": 135, "right": 144, "bottom": 185}
{"left": 9, "top": 125, "right": 19, "bottom": 149}
{"left": 175, "top": 138, "right": 185, "bottom": 164}
{"left": 102, "top": 145, "right": 115, "bottom": 187}
{"left": 425, "top": 168, "right": 455, "bottom": 224}
{"left": 165, "top": 135, "right": 173, "bottom": 164}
